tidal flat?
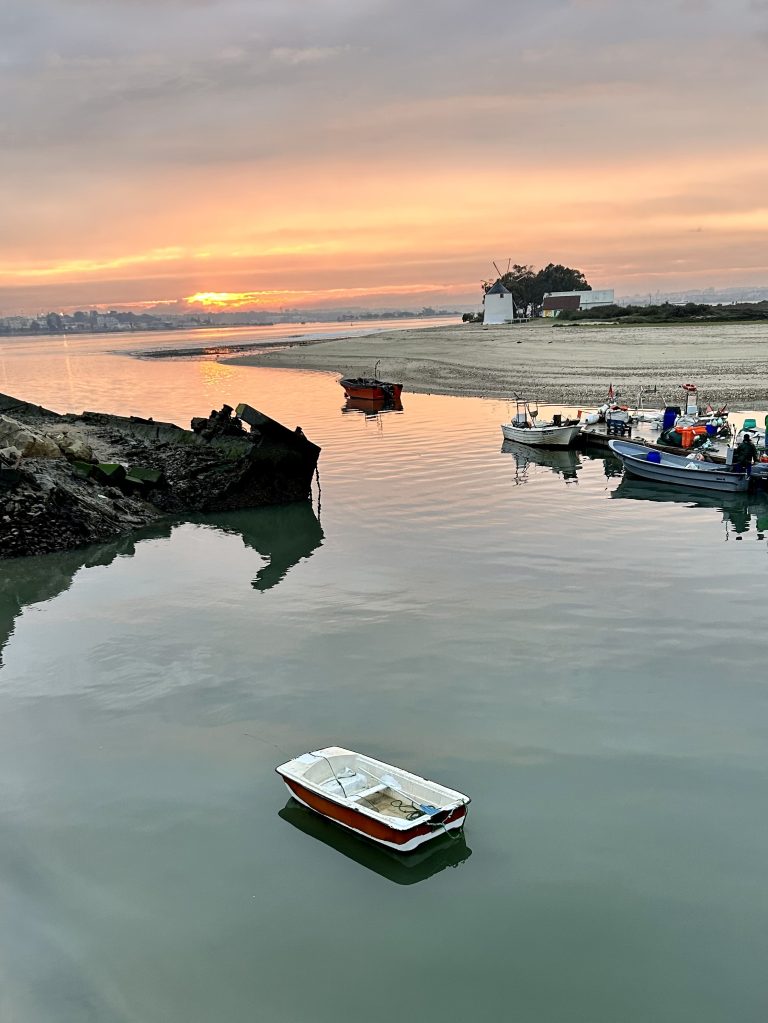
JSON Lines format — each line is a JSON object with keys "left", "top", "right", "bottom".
{"left": 230, "top": 319, "right": 768, "bottom": 408}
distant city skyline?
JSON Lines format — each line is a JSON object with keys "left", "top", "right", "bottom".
{"left": 4, "top": 1, "right": 768, "bottom": 314}
{"left": 6, "top": 280, "right": 768, "bottom": 321}
{"left": 6, "top": 281, "right": 768, "bottom": 331}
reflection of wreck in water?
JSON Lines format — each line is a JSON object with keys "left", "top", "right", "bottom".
{"left": 278, "top": 799, "right": 471, "bottom": 885}
{"left": 0, "top": 502, "right": 323, "bottom": 666}
{"left": 611, "top": 476, "right": 768, "bottom": 538}
{"left": 0, "top": 531, "right": 148, "bottom": 667}
{"left": 196, "top": 502, "right": 323, "bottom": 591}
{"left": 501, "top": 438, "right": 581, "bottom": 483}
{"left": 341, "top": 395, "right": 404, "bottom": 419}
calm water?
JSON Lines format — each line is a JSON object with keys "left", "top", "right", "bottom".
{"left": 2, "top": 331, "right": 768, "bottom": 1022}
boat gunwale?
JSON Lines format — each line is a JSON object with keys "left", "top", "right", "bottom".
{"left": 339, "top": 377, "right": 404, "bottom": 398}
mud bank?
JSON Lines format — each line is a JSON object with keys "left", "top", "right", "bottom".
{"left": 226, "top": 320, "right": 768, "bottom": 408}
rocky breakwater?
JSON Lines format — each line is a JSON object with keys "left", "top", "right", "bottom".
{"left": 0, "top": 393, "right": 320, "bottom": 558}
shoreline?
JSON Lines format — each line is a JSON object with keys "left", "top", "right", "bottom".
{"left": 224, "top": 320, "right": 768, "bottom": 408}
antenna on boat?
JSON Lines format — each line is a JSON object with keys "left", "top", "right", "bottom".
{"left": 374, "top": 359, "right": 381, "bottom": 379}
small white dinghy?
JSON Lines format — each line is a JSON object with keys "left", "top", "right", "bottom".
{"left": 500, "top": 398, "right": 581, "bottom": 448}
{"left": 276, "top": 746, "right": 470, "bottom": 852}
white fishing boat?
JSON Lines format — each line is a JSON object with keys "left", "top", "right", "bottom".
{"left": 608, "top": 439, "right": 749, "bottom": 493}
{"left": 276, "top": 746, "right": 470, "bottom": 852}
{"left": 500, "top": 398, "right": 581, "bottom": 448}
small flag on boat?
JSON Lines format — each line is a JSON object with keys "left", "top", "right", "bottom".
{"left": 608, "top": 383, "right": 614, "bottom": 400}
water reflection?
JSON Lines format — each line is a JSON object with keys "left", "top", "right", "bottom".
{"left": 0, "top": 532, "right": 152, "bottom": 667}
{"left": 501, "top": 438, "right": 581, "bottom": 484}
{"left": 611, "top": 476, "right": 768, "bottom": 538}
{"left": 592, "top": 448, "right": 625, "bottom": 478}
{"left": 341, "top": 395, "right": 404, "bottom": 418}
{"left": 279, "top": 799, "right": 471, "bottom": 885}
{"left": 195, "top": 503, "right": 323, "bottom": 590}
{"left": 0, "top": 502, "right": 322, "bottom": 665}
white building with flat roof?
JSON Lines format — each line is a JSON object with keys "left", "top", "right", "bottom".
{"left": 543, "top": 289, "right": 615, "bottom": 316}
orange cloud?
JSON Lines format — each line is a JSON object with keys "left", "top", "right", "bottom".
{"left": 3, "top": 147, "right": 768, "bottom": 311}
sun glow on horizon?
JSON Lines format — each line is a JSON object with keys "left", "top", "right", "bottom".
{"left": 184, "top": 282, "right": 463, "bottom": 310}
{"left": 186, "top": 291, "right": 264, "bottom": 308}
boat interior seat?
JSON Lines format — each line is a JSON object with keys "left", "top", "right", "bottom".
{"left": 348, "top": 782, "right": 388, "bottom": 802}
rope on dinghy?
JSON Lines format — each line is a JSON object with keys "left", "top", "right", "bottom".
{"left": 307, "top": 751, "right": 352, "bottom": 798}
{"left": 426, "top": 804, "right": 470, "bottom": 841}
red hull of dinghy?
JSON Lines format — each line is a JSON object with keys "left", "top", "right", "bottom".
{"left": 279, "top": 776, "right": 466, "bottom": 850}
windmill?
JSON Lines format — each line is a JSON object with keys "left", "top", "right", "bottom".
{"left": 486, "top": 259, "right": 530, "bottom": 319}
{"left": 482, "top": 259, "right": 524, "bottom": 324}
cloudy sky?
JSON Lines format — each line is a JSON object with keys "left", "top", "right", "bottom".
{"left": 2, "top": 0, "right": 768, "bottom": 313}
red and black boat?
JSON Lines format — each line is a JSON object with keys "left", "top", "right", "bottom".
{"left": 276, "top": 746, "right": 470, "bottom": 852}
{"left": 339, "top": 361, "right": 403, "bottom": 402}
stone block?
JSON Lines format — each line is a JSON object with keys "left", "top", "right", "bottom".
{"left": 94, "top": 463, "right": 126, "bottom": 485}
{"left": 126, "top": 466, "right": 165, "bottom": 486}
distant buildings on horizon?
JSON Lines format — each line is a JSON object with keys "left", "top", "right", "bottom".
{"left": 4, "top": 284, "right": 768, "bottom": 336}
{"left": 617, "top": 284, "right": 768, "bottom": 306}
{"left": 0, "top": 306, "right": 460, "bottom": 336}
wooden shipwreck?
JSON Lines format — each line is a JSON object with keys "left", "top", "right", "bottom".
{"left": 0, "top": 393, "right": 320, "bottom": 558}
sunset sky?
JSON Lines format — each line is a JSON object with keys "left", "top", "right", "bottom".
{"left": 3, "top": 0, "right": 768, "bottom": 313}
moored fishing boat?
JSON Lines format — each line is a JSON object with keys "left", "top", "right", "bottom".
{"left": 339, "top": 360, "right": 403, "bottom": 402}
{"left": 501, "top": 420, "right": 581, "bottom": 447}
{"left": 276, "top": 746, "right": 470, "bottom": 852}
{"left": 608, "top": 439, "right": 749, "bottom": 493}
{"left": 500, "top": 397, "right": 581, "bottom": 448}
{"left": 340, "top": 378, "right": 403, "bottom": 401}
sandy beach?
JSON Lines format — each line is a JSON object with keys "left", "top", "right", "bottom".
{"left": 227, "top": 320, "right": 768, "bottom": 408}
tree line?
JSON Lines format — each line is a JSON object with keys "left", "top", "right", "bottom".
{"left": 558, "top": 301, "right": 768, "bottom": 324}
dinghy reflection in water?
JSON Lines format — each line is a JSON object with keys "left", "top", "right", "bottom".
{"left": 279, "top": 799, "right": 472, "bottom": 884}
{"left": 276, "top": 747, "right": 470, "bottom": 852}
